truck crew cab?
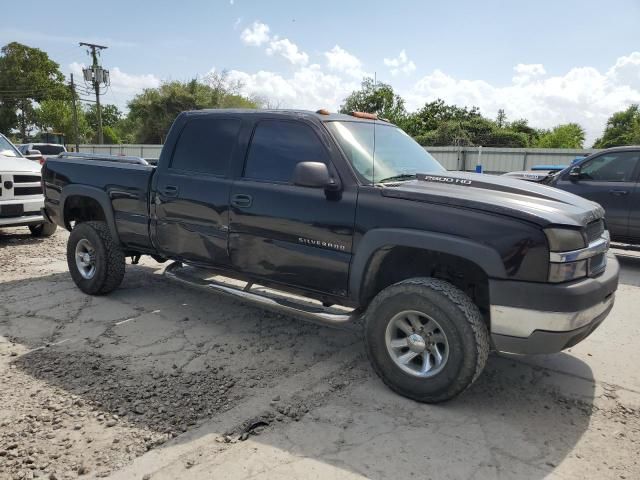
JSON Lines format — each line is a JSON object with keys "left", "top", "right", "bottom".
{"left": 42, "top": 109, "right": 619, "bottom": 402}
{"left": 548, "top": 146, "right": 640, "bottom": 245}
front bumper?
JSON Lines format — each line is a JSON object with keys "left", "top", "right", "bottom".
{"left": 0, "top": 198, "right": 45, "bottom": 227}
{"left": 489, "top": 254, "right": 619, "bottom": 354}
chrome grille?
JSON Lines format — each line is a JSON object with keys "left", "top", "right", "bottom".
{"left": 13, "top": 175, "right": 40, "bottom": 183}
{"left": 589, "top": 252, "right": 607, "bottom": 276}
{"left": 586, "top": 219, "right": 605, "bottom": 244}
{"left": 0, "top": 172, "right": 42, "bottom": 200}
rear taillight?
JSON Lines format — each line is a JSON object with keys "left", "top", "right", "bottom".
{"left": 38, "top": 156, "right": 45, "bottom": 165}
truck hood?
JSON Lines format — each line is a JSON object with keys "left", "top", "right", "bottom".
{"left": 381, "top": 171, "right": 604, "bottom": 227}
{"left": 0, "top": 154, "right": 40, "bottom": 173}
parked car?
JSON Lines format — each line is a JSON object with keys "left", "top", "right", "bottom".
{"left": 546, "top": 146, "right": 640, "bottom": 244}
{"left": 502, "top": 168, "right": 559, "bottom": 182}
{"left": 18, "top": 143, "right": 67, "bottom": 164}
{"left": 42, "top": 109, "right": 618, "bottom": 403}
{"left": 502, "top": 158, "right": 586, "bottom": 183}
{"left": 0, "top": 134, "right": 57, "bottom": 236}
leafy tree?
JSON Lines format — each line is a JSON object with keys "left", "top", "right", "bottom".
{"left": 402, "top": 99, "right": 481, "bottom": 137}
{"left": 534, "top": 123, "right": 585, "bottom": 149}
{"left": 593, "top": 105, "right": 640, "bottom": 148}
{"left": 0, "top": 42, "right": 68, "bottom": 141}
{"left": 339, "top": 78, "right": 407, "bottom": 125}
{"left": 127, "top": 72, "right": 259, "bottom": 143}
{"left": 507, "top": 118, "right": 543, "bottom": 146}
{"left": 486, "top": 129, "right": 528, "bottom": 148}
{"left": 35, "top": 99, "right": 91, "bottom": 144}
{"left": 496, "top": 109, "right": 507, "bottom": 128}
{"left": 415, "top": 115, "right": 528, "bottom": 148}
{"left": 85, "top": 104, "right": 123, "bottom": 130}
{"left": 101, "top": 125, "right": 121, "bottom": 144}
{"left": 415, "top": 121, "right": 472, "bottom": 146}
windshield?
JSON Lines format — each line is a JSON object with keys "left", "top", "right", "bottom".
{"left": 34, "top": 144, "right": 65, "bottom": 156}
{"left": 326, "top": 121, "right": 444, "bottom": 184}
{"left": 0, "top": 136, "right": 21, "bottom": 158}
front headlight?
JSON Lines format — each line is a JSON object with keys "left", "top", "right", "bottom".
{"left": 548, "top": 260, "right": 588, "bottom": 283}
{"left": 544, "top": 228, "right": 586, "bottom": 252}
{"left": 545, "top": 227, "right": 589, "bottom": 282}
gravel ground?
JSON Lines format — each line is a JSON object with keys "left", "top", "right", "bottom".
{"left": 1, "top": 226, "right": 639, "bottom": 480}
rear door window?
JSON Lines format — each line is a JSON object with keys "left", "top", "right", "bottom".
{"left": 243, "top": 120, "right": 329, "bottom": 183}
{"left": 171, "top": 117, "right": 241, "bottom": 176}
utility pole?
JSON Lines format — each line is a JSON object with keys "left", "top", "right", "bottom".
{"left": 69, "top": 74, "right": 80, "bottom": 151}
{"left": 79, "top": 42, "right": 109, "bottom": 144}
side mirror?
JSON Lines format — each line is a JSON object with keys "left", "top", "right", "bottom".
{"left": 569, "top": 165, "right": 581, "bottom": 181}
{"left": 293, "top": 162, "right": 337, "bottom": 189}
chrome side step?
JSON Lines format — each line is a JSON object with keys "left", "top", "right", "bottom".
{"left": 164, "top": 262, "right": 361, "bottom": 329}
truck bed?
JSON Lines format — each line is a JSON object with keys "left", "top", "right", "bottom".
{"left": 42, "top": 157, "right": 155, "bottom": 250}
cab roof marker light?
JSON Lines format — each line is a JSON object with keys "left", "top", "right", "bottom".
{"left": 316, "top": 109, "right": 330, "bottom": 115}
{"left": 350, "top": 111, "right": 378, "bottom": 120}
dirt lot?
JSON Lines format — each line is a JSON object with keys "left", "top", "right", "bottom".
{"left": 1, "top": 227, "right": 640, "bottom": 480}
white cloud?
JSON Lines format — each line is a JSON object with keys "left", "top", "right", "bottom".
{"left": 607, "top": 51, "right": 640, "bottom": 90}
{"left": 513, "top": 63, "right": 546, "bottom": 83}
{"left": 324, "top": 45, "right": 367, "bottom": 79}
{"left": 108, "top": 67, "right": 161, "bottom": 94}
{"left": 266, "top": 37, "right": 309, "bottom": 66}
{"left": 384, "top": 50, "right": 416, "bottom": 76}
{"left": 233, "top": 17, "right": 242, "bottom": 30}
{"left": 240, "top": 21, "right": 270, "bottom": 46}
{"left": 406, "top": 53, "right": 640, "bottom": 146}
{"left": 240, "top": 21, "right": 309, "bottom": 66}
{"left": 227, "top": 64, "right": 359, "bottom": 110}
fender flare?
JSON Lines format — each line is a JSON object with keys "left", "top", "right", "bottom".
{"left": 60, "top": 185, "right": 120, "bottom": 244}
{"left": 349, "top": 228, "right": 506, "bottom": 304}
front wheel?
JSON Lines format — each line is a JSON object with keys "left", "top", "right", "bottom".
{"left": 67, "top": 221, "right": 125, "bottom": 295}
{"left": 364, "top": 277, "right": 489, "bottom": 403}
{"left": 29, "top": 221, "right": 57, "bottom": 237}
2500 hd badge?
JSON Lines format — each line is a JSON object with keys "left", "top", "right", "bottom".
{"left": 417, "top": 174, "right": 473, "bottom": 185}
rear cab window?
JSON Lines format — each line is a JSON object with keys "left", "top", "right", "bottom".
{"left": 243, "top": 119, "right": 329, "bottom": 183}
{"left": 34, "top": 145, "right": 65, "bottom": 156}
{"left": 171, "top": 117, "right": 241, "bottom": 176}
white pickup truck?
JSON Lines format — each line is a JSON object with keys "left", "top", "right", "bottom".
{"left": 0, "top": 133, "right": 57, "bottom": 237}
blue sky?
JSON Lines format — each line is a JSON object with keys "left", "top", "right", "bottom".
{"left": 2, "top": 0, "right": 640, "bottom": 144}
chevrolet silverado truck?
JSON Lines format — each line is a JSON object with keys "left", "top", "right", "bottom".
{"left": 1, "top": 133, "right": 57, "bottom": 236}
{"left": 41, "top": 109, "right": 619, "bottom": 403}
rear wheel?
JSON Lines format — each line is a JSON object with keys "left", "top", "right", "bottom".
{"left": 364, "top": 277, "right": 489, "bottom": 403}
{"left": 67, "top": 221, "right": 125, "bottom": 295}
{"left": 29, "top": 221, "right": 57, "bottom": 237}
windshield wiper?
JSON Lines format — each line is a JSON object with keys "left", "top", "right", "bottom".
{"left": 377, "top": 173, "right": 417, "bottom": 184}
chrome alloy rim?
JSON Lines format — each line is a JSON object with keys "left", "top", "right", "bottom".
{"left": 75, "top": 238, "right": 96, "bottom": 279}
{"left": 385, "top": 310, "right": 449, "bottom": 378}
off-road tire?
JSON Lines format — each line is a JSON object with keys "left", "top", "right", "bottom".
{"left": 67, "top": 221, "right": 125, "bottom": 295}
{"left": 29, "top": 221, "right": 57, "bottom": 237}
{"left": 364, "top": 277, "right": 489, "bottom": 403}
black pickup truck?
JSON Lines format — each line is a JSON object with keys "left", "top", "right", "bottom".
{"left": 42, "top": 109, "right": 619, "bottom": 402}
